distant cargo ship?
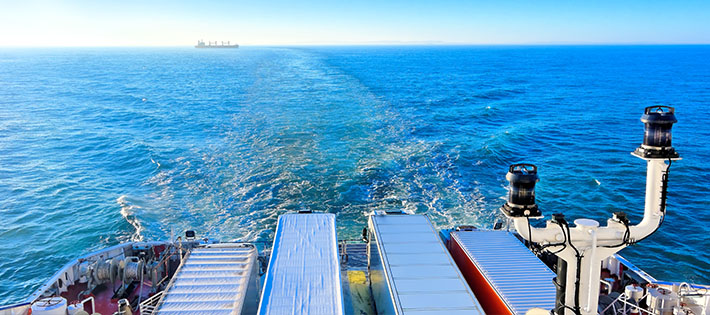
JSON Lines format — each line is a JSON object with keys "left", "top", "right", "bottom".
{"left": 195, "top": 40, "right": 239, "bottom": 48}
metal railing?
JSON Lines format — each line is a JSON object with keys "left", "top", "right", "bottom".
{"left": 339, "top": 239, "right": 367, "bottom": 264}
{"left": 139, "top": 291, "right": 164, "bottom": 315}
{"left": 600, "top": 291, "right": 653, "bottom": 315}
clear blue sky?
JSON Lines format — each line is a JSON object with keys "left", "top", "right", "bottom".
{"left": 1, "top": 0, "right": 709, "bottom": 46}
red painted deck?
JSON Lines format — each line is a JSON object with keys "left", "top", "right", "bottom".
{"left": 61, "top": 280, "right": 154, "bottom": 314}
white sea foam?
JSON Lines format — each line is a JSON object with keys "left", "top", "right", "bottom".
{"left": 117, "top": 195, "right": 144, "bottom": 241}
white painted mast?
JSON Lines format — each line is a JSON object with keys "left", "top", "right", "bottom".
{"left": 503, "top": 106, "right": 679, "bottom": 315}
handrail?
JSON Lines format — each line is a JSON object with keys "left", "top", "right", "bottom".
{"left": 600, "top": 292, "right": 653, "bottom": 315}
{"left": 600, "top": 279, "right": 613, "bottom": 295}
{"left": 139, "top": 291, "right": 165, "bottom": 315}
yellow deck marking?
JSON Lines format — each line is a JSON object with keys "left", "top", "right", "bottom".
{"left": 347, "top": 270, "right": 376, "bottom": 315}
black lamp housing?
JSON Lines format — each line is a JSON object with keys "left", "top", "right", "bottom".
{"left": 633, "top": 106, "right": 679, "bottom": 159}
{"left": 501, "top": 163, "right": 542, "bottom": 218}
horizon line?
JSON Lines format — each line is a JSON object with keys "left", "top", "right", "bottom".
{"left": 2, "top": 42, "right": 710, "bottom": 48}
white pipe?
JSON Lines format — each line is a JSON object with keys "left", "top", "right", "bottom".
{"left": 514, "top": 217, "right": 625, "bottom": 245}
{"left": 585, "top": 229, "right": 597, "bottom": 313}
{"left": 509, "top": 157, "right": 671, "bottom": 315}
{"left": 629, "top": 159, "right": 667, "bottom": 241}
{"left": 513, "top": 218, "right": 563, "bottom": 243}
{"left": 528, "top": 159, "right": 669, "bottom": 246}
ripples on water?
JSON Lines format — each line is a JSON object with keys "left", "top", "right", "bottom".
{"left": 0, "top": 46, "right": 709, "bottom": 303}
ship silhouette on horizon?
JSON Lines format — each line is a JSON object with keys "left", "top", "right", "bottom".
{"left": 195, "top": 40, "right": 239, "bottom": 48}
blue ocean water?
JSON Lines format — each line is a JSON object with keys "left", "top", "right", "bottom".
{"left": 0, "top": 46, "right": 709, "bottom": 304}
